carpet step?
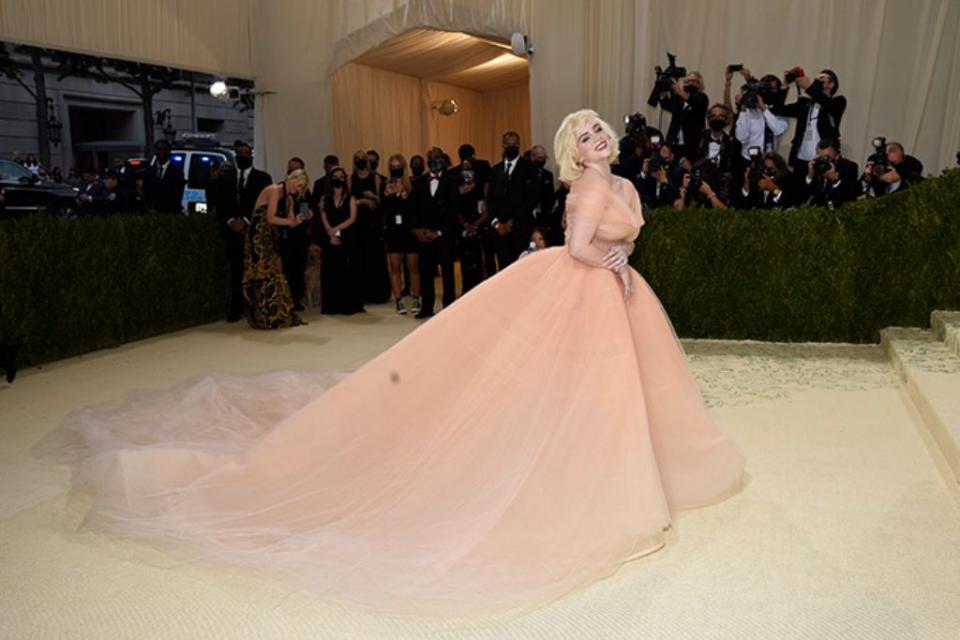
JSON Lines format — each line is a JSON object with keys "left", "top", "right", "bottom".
{"left": 881, "top": 327, "right": 960, "bottom": 484}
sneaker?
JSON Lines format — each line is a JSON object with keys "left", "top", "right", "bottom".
{"left": 395, "top": 299, "right": 407, "bottom": 315}
{"left": 410, "top": 296, "right": 422, "bottom": 315}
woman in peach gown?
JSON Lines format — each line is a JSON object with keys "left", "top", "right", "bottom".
{"left": 38, "top": 110, "right": 744, "bottom": 617}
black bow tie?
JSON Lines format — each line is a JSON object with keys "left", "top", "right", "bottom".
{"left": 429, "top": 175, "right": 440, "bottom": 181}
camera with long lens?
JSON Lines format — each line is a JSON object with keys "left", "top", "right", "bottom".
{"left": 741, "top": 80, "right": 765, "bottom": 110}
{"left": 648, "top": 153, "right": 668, "bottom": 174}
{"left": 813, "top": 155, "right": 835, "bottom": 177}
{"left": 745, "top": 146, "right": 764, "bottom": 188}
{"left": 687, "top": 168, "right": 703, "bottom": 194}
{"left": 784, "top": 66, "right": 805, "bottom": 84}
{"left": 867, "top": 136, "right": 891, "bottom": 177}
{"left": 647, "top": 52, "right": 687, "bottom": 106}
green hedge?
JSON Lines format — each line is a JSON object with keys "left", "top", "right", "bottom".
{"left": 0, "top": 213, "right": 227, "bottom": 367}
{"left": 2, "top": 171, "right": 959, "bottom": 368}
{"left": 633, "top": 169, "right": 960, "bottom": 343}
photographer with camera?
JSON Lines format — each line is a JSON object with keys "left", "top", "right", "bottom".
{"left": 861, "top": 138, "right": 924, "bottom": 197}
{"left": 772, "top": 68, "right": 846, "bottom": 179}
{"left": 802, "top": 139, "right": 861, "bottom": 208}
{"left": 639, "top": 141, "right": 684, "bottom": 209}
{"left": 735, "top": 150, "right": 795, "bottom": 209}
{"left": 725, "top": 67, "right": 789, "bottom": 161}
{"left": 676, "top": 160, "right": 728, "bottom": 210}
{"left": 693, "top": 103, "right": 742, "bottom": 174}
{"left": 648, "top": 54, "right": 708, "bottom": 163}
{"left": 615, "top": 112, "right": 664, "bottom": 193}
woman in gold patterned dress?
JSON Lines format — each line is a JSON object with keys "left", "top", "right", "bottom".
{"left": 242, "top": 169, "right": 310, "bottom": 329}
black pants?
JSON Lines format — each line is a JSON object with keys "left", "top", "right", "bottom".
{"left": 459, "top": 233, "right": 484, "bottom": 294}
{"left": 417, "top": 235, "right": 456, "bottom": 314}
{"left": 494, "top": 225, "right": 524, "bottom": 272}
{"left": 279, "top": 233, "right": 308, "bottom": 307}
{"left": 225, "top": 233, "right": 245, "bottom": 319}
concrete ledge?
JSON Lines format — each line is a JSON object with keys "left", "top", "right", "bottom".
{"left": 931, "top": 310, "right": 960, "bottom": 360}
{"left": 882, "top": 326, "right": 960, "bottom": 484}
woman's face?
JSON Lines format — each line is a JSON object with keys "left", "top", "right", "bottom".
{"left": 332, "top": 170, "right": 346, "bottom": 186}
{"left": 574, "top": 117, "right": 612, "bottom": 166}
{"left": 532, "top": 231, "right": 546, "bottom": 249}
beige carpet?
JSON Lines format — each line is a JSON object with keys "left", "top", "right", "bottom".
{"left": 2, "top": 305, "right": 959, "bottom": 639}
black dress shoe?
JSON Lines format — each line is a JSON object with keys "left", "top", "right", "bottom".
{"left": 414, "top": 311, "right": 434, "bottom": 320}
{"left": 1, "top": 346, "right": 16, "bottom": 384}
{"left": 226, "top": 314, "right": 242, "bottom": 323}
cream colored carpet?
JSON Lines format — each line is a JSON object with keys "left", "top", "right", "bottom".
{"left": 2, "top": 305, "right": 959, "bottom": 639}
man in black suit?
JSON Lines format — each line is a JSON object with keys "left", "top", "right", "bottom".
{"left": 734, "top": 152, "right": 797, "bottom": 209}
{"left": 772, "top": 69, "right": 846, "bottom": 179}
{"left": 863, "top": 142, "right": 924, "bottom": 197}
{"left": 528, "top": 145, "right": 560, "bottom": 245}
{"left": 411, "top": 149, "right": 459, "bottom": 318}
{"left": 800, "top": 139, "right": 861, "bottom": 209}
{"left": 143, "top": 140, "right": 185, "bottom": 214}
{"left": 208, "top": 140, "right": 273, "bottom": 322}
{"left": 656, "top": 71, "right": 709, "bottom": 162}
{"left": 488, "top": 131, "right": 538, "bottom": 271}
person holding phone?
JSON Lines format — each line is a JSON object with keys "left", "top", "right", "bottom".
{"left": 242, "top": 169, "right": 310, "bottom": 329}
{"left": 281, "top": 157, "right": 314, "bottom": 311}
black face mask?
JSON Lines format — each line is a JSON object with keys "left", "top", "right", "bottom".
{"left": 503, "top": 145, "right": 520, "bottom": 160}
{"left": 428, "top": 159, "right": 445, "bottom": 173}
{"left": 411, "top": 165, "right": 425, "bottom": 177}
{"left": 354, "top": 159, "right": 368, "bottom": 171}
{"left": 532, "top": 159, "right": 546, "bottom": 169}
{"left": 684, "top": 83, "right": 699, "bottom": 94}
{"left": 369, "top": 159, "right": 379, "bottom": 171}
{"left": 235, "top": 155, "right": 252, "bottom": 170}
{"left": 389, "top": 167, "right": 403, "bottom": 178}
{"left": 331, "top": 178, "right": 345, "bottom": 189}
{"left": 708, "top": 119, "right": 726, "bottom": 132}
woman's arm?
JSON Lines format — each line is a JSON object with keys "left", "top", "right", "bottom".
{"left": 264, "top": 186, "right": 297, "bottom": 227}
{"left": 565, "top": 189, "right": 627, "bottom": 270}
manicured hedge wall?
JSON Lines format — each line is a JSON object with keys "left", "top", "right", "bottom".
{"left": 0, "top": 213, "right": 227, "bottom": 368}
{"left": 2, "top": 171, "right": 959, "bottom": 368}
{"left": 633, "top": 169, "right": 960, "bottom": 343}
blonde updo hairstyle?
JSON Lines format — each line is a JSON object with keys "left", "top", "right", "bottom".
{"left": 285, "top": 168, "right": 310, "bottom": 191}
{"left": 553, "top": 109, "right": 619, "bottom": 185}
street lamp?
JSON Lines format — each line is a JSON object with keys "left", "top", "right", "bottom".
{"left": 46, "top": 98, "right": 62, "bottom": 146}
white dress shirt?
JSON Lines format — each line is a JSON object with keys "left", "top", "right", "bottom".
{"left": 735, "top": 108, "right": 788, "bottom": 159}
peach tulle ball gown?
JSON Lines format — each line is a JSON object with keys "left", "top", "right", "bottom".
{"left": 37, "top": 169, "right": 744, "bottom": 616}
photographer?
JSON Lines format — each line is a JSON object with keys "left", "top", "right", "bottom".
{"left": 676, "top": 160, "right": 727, "bottom": 210}
{"left": 772, "top": 68, "right": 846, "bottom": 178}
{"left": 693, "top": 103, "right": 742, "bottom": 178}
{"left": 726, "top": 68, "right": 789, "bottom": 160}
{"left": 655, "top": 70, "right": 709, "bottom": 163}
{"left": 615, "top": 112, "right": 663, "bottom": 193}
{"left": 639, "top": 142, "right": 684, "bottom": 209}
{"left": 802, "top": 139, "right": 861, "bottom": 209}
{"left": 862, "top": 140, "right": 924, "bottom": 197}
{"left": 735, "top": 151, "right": 795, "bottom": 209}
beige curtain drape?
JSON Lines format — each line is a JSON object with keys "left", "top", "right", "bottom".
{"left": 331, "top": 62, "right": 529, "bottom": 166}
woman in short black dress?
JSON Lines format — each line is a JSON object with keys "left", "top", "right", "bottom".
{"left": 381, "top": 154, "right": 421, "bottom": 315}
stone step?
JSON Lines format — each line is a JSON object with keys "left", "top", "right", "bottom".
{"left": 881, "top": 327, "right": 960, "bottom": 485}
{"left": 931, "top": 310, "right": 960, "bottom": 360}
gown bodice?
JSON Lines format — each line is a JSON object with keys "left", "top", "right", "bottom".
{"left": 564, "top": 177, "right": 645, "bottom": 246}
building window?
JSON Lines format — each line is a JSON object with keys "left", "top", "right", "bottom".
{"left": 197, "top": 118, "right": 224, "bottom": 134}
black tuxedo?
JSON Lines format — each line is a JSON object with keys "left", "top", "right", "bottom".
{"left": 412, "top": 172, "right": 459, "bottom": 313}
{"left": 801, "top": 157, "right": 861, "bottom": 208}
{"left": 209, "top": 166, "right": 272, "bottom": 319}
{"left": 658, "top": 90, "right": 709, "bottom": 161}
{"left": 772, "top": 80, "right": 846, "bottom": 167}
{"left": 143, "top": 160, "right": 186, "bottom": 214}
{"left": 531, "top": 165, "right": 557, "bottom": 235}
{"left": 488, "top": 156, "right": 537, "bottom": 269}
